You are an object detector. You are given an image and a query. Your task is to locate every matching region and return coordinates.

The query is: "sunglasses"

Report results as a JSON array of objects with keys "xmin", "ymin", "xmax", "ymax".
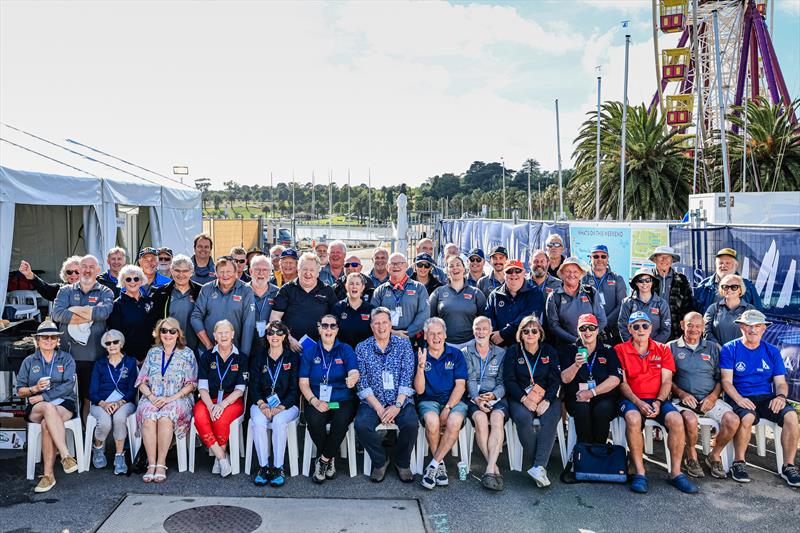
[
  {"xmin": 469, "ymin": 257, "xmax": 483, "ymax": 263},
  {"xmin": 591, "ymin": 254, "xmax": 608, "ymax": 260},
  {"xmin": 636, "ymin": 277, "xmax": 653, "ymax": 284},
  {"xmin": 631, "ymin": 323, "xmax": 651, "ymax": 331},
  {"xmin": 158, "ymin": 257, "xmax": 171, "ymax": 262},
  {"xmin": 506, "ymin": 268, "xmax": 523, "ymax": 275},
  {"xmin": 125, "ymin": 277, "xmax": 141, "ymax": 283},
  {"xmin": 578, "ymin": 325, "xmax": 598, "ymax": 332},
  {"xmin": 233, "ymin": 258, "xmax": 247, "ymax": 264},
  {"xmin": 521, "ymin": 328, "xmax": 540, "ymax": 336},
  {"xmin": 160, "ymin": 328, "xmax": 178, "ymax": 335},
  {"xmin": 266, "ymin": 329, "xmax": 287, "ymax": 336},
  {"xmin": 416, "ymin": 263, "xmax": 432, "ymax": 269},
  {"xmin": 345, "ymin": 262, "xmax": 361, "ymax": 268},
  {"xmin": 318, "ymin": 323, "xmax": 339, "ymax": 330},
  {"xmin": 104, "ymin": 339, "xmax": 121, "ymax": 346},
  {"xmin": 65, "ymin": 269, "xmax": 80, "ymax": 276},
  {"xmin": 721, "ymin": 284, "xmax": 741, "ymax": 291},
  {"xmin": 39, "ymin": 335, "xmax": 60, "ymax": 341},
  {"xmin": 546, "ymin": 243, "xmax": 563, "ymax": 248}
]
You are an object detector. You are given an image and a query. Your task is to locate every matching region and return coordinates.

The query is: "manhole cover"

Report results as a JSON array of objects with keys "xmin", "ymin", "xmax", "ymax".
[{"xmin": 163, "ymin": 505, "xmax": 262, "ymax": 533}]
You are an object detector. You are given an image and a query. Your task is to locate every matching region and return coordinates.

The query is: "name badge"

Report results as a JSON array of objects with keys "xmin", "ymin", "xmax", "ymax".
[
  {"xmin": 382, "ymin": 371, "xmax": 395, "ymax": 390},
  {"xmin": 217, "ymin": 390, "xmax": 224, "ymax": 404},
  {"xmin": 525, "ymin": 385, "xmax": 533, "ymax": 395},
  {"xmin": 586, "ymin": 379, "xmax": 597, "ymax": 390},
  {"xmin": 267, "ymin": 394, "xmax": 280, "ymax": 408},
  {"xmin": 390, "ymin": 307, "xmax": 402, "ymax": 327},
  {"xmin": 256, "ymin": 321, "xmax": 267, "ymax": 337},
  {"xmin": 319, "ymin": 384, "xmax": 333, "ymax": 402},
  {"xmin": 598, "ymin": 292, "xmax": 606, "ymax": 306}
]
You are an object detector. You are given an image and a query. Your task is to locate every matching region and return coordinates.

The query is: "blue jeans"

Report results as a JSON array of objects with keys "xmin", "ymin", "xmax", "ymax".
[{"xmin": 354, "ymin": 402, "xmax": 419, "ymax": 469}]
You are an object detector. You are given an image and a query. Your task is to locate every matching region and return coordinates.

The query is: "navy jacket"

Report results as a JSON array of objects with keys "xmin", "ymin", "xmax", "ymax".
[
  {"xmin": 485, "ymin": 282, "xmax": 544, "ymax": 347},
  {"xmin": 88, "ymin": 355, "xmax": 139, "ymax": 404}
]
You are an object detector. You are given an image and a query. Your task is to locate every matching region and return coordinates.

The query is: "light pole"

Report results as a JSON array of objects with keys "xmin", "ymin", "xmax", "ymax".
[
  {"xmin": 619, "ymin": 34, "xmax": 631, "ymax": 221},
  {"xmin": 501, "ymin": 156, "xmax": 506, "ymax": 219}
]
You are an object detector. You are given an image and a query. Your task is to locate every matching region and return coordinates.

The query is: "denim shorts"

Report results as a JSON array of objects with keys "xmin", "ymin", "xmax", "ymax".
[{"xmin": 417, "ymin": 400, "xmax": 468, "ymax": 422}]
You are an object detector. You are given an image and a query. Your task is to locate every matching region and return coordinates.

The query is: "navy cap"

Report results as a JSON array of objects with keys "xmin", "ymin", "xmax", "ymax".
[
  {"xmin": 138, "ymin": 247, "xmax": 158, "ymax": 259},
  {"xmin": 628, "ymin": 311, "xmax": 652, "ymax": 325},
  {"xmin": 590, "ymin": 244, "xmax": 609, "ymax": 255},
  {"xmin": 468, "ymin": 248, "xmax": 485, "ymax": 260},
  {"xmin": 280, "ymin": 248, "xmax": 299, "ymax": 260},
  {"xmin": 489, "ymin": 245, "xmax": 508, "ymax": 258},
  {"xmin": 415, "ymin": 253, "xmax": 434, "ymax": 265}
]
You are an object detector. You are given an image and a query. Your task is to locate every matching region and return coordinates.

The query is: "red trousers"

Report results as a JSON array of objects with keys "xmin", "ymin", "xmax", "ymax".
[{"xmin": 193, "ymin": 396, "xmax": 244, "ymax": 448}]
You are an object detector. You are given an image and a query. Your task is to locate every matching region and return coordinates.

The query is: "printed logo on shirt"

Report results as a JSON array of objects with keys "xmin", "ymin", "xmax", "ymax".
[
  {"xmin": 315, "ymin": 294, "xmax": 328, "ymax": 300},
  {"xmin": 518, "ymin": 358, "xmax": 525, "ymax": 365},
  {"xmin": 498, "ymin": 301, "xmax": 505, "ymax": 307},
  {"xmin": 88, "ymin": 296, "xmax": 98, "ymax": 303},
  {"xmin": 211, "ymin": 292, "xmax": 219, "ymax": 299},
  {"xmin": 541, "ymin": 357, "xmax": 550, "ymax": 364},
  {"xmin": 120, "ymin": 367, "xmax": 129, "ymax": 378},
  {"xmin": 341, "ymin": 312, "xmax": 348, "ymax": 320},
  {"xmin": 701, "ymin": 354, "xmax": 711, "ymax": 362},
  {"xmin": 735, "ymin": 362, "xmax": 746, "ymax": 372},
  {"xmin": 233, "ymin": 295, "xmax": 242, "ymax": 302},
  {"xmin": 761, "ymin": 359, "xmax": 770, "ymax": 371},
  {"xmin": 335, "ymin": 358, "xmax": 343, "ymax": 365},
  {"xmin": 282, "ymin": 363, "xmax": 292, "ymax": 370},
  {"xmin": 442, "ymin": 291, "xmax": 450, "ymax": 298},
  {"xmin": 445, "ymin": 361, "xmax": 454, "ymax": 369},
  {"xmin": 580, "ymin": 296, "xmax": 589, "ymax": 303},
  {"xmin": 231, "ymin": 364, "xmax": 239, "ymax": 372},
  {"xmin": 144, "ymin": 302, "xmax": 153, "ymax": 313},
  {"xmin": 608, "ymin": 280, "xmax": 616, "ymax": 285},
  {"xmin": 406, "ymin": 290, "xmax": 416, "ymax": 296},
  {"xmin": 268, "ymin": 299, "xmax": 274, "ymax": 305},
  {"xmin": 360, "ymin": 314, "xmax": 370, "ymax": 320},
  {"xmin": 262, "ymin": 365, "xmax": 268, "ymax": 374},
  {"xmin": 314, "ymin": 357, "xmax": 321, "ymax": 364},
  {"xmin": 650, "ymin": 307, "xmax": 659, "ymax": 315},
  {"xmin": 56, "ymin": 365, "xmax": 64, "ymax": 373},
  {"xmin": 424, "ymin": 361, "xmax": 432, "ymax": 372},
  {"xmin": 32, "ymin": 365, "xmax": 41, "ymax": 373},
  {"xmin": 210, "ymin": 361, "xmax": 217, "ymax": 369},
  {"xmin": 598, "ymin": 357, "xmax": 607, "ymax": 364},
  {"xmin": 73, "ymin": 294, "xmax": 81, "ymax": 301},
  {"xmin": 464, "ymin": 293, "xmax": 473, "ymax": 300},
  {"xmin": 677, "ymin": 352, "xmax": 686, "ymax": 360}
]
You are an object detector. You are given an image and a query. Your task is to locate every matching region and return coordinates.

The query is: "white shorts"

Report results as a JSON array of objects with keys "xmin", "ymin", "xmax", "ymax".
[{"xmin": 672, "ymin": 398, "xmax": 733, "ymax": 425}]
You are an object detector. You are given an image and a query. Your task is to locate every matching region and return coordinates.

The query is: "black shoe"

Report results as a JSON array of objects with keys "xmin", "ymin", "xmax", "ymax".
[
  {"xmin": 395, "ymin": 465, "xmax": 414, "ymax": 483},
  {"xmin": 781, "ymin": 464, "xmax": 800, "ymax": 487},
  {"xmin": 731, "ymin": 461, "xmax": 751, "ymax": 483},
  {"xmin": 370, "ymin": 461, "xmax": 389, "ymax": 483}
]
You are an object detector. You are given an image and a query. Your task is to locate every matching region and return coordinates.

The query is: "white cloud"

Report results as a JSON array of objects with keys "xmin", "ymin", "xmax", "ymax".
[
  {"xmin": 576, "ymin": 0, "xmax": 651, "ymax": 14},
  {"xmin": 776, "ymin": 0, "xmax": 800, "ymax": 16}
]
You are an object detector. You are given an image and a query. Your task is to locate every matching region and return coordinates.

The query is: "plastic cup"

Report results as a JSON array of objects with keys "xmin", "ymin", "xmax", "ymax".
[
  {"xmin": 457, "ymin": 462, "xmax": 468, "ymax": 481},
  {"xmin": 41, "ymin": 376, "xmax": 52, "ymax": 390}
]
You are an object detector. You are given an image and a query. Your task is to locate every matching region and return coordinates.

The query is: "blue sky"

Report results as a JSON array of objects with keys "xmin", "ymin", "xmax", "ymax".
[{"xmin": 1, "ymin": 0, "xmax": 798, "ymax": 188}]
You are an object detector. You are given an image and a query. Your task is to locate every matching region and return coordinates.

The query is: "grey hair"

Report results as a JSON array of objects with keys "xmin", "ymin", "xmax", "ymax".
[
  {"xmin": 59, "ymin": 255, "xmax": 83, "ymax": 282},
  {"xmin": 101, "ymin": 329, "xmax": 126, "ymax": 348},
  {"xmin": 117, "ymin": 264, "xmax": 145, "ymax": 288},
  {"xmin": 213, "ymin": 319, "xmax": 235, "ymax": 334},
  {"xmin": 106, "ymin": 247, "xmax": 127, "ymax": 260},
  {"xmin": 329, "ymin": 240, "xmax": 348, "ymax": 254},
  {"xmin": 250, "ymin": 254, "xmax": 272, "ymax": 270},
  {"xmin": 298, "ymin": 252, "xmax": 321, "ymax": 269},
  {"xmin": 171, "ymin": 254, "xmax": 194, "ymax": 272},
  {"xmin": 371, "ymin": 307, "xmax": 392, "ymax": 321},
  {"xmin": 389, "ymin": 252, "xmax": 407, "ymax": 264},
  {"xmin": 472, "ymin": 316, "xmax": 491, "ymax": 328},
  {"xmin": 423, "ymin": 317, "xmax": 447, "ymax": 335}
]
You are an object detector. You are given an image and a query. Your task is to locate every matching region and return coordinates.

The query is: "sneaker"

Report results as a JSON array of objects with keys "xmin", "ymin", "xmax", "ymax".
[
  {"xmin": 420, "ymin": 464, "xmax": 437, "ymax": 490},
  {"xmin": 435, "ymin": 462, "xmax": 449, "ymax": 486},
  {"xmin": 704, "ymin": 455, "xmax": 726, "ymax": 479},
  {"xmin": 254, "ymin": 467, "xmax": 270, "ymax": 486},
  {"xmin": 219, "ymin": 456, "xmax": 232, "ymax": 478},
  {"xmin": 731, "ymin": 461, "xmax": 751, "ymax": 483},
  {"xmin": 312, "ymin": 458, "xmax": 327, "ymax": 484},
  {"xmin": 270, "ymin": 468, "xmax": 286, "ymax": 487},
  {"xmin": 780, "ymin": 464, "xmax": 800, "ymax": 487},
  {"xmin": 113, "ymin": 454, "xmax": 128, "ymax": 475},
  {"xmin": 325, "ymin": 457, "xmax": 337, "ymax": 480},
  {"xmin": 669, "ymin": 473, "xmax": 699, "ymax": 494},
  {"xmin": 61, "ymin": 455, "xmax": 78, "ymax": 474},
  {"xmin": 212, "ymin": 457, "xmax": 221, "ymax": 474},
  {"xmin": 630, "ymin": 474, "xmax": 648, "ymax": 494},
  {"xmin": 684, "ymin": 458, "xmax": 705, "ymax": 478},
  {"xmin": 527, "ymin": 465, "xmax": 550, "ymax": 488},
  {"xmin": 92, "ymin": 446, "xmax": 107, "ymax": 469},
  {"xmin": 34, "ymin": 474, "xmax": 56, "ymax": 493}
]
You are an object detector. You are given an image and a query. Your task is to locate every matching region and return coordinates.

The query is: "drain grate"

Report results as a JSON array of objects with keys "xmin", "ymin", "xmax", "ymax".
[{"xmin": 163, "ymin": 505, "xmax": 262, "ymax": 533}]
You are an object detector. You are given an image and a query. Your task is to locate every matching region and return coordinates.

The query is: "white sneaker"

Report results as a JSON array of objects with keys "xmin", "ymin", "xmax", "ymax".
[
  {"xmin": 527, "ymin": 465, "xmax": 550, "ymax": 487},
  {"xmin": 219, "ymin": 455, "xmax": 232, "ymax": 478},
  {"xmin": 212, "ymin": 458, "xmax": 220, "ymax": 474}
]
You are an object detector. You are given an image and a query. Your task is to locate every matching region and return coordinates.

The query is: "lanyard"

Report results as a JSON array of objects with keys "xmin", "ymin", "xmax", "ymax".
[
  {"xmin": 585, "ymin": 351, "xmax": 598, "ymax": 379},
  {"xmin": 216, "ymin": 353, "xmax": 235, "ymax": 388},
  {"xmin": 40, "ymin": 353, "xmax": 56, "ymax": 378},
  {"xmin": 265, "ymin": 355, "xmax": 284, "ymax": 394},
  {"xmin": 161, "ymin": 348, "xmax": 176, "ymax": 377},
  {"xmin": 255, "ymin": 294, "xmax": 269, "ymax": 319},
  {"xmin": 592, "ymin": 271, "xmax": 609, "ymax": 292},
  {"xmin": 522, "ymin": 347, "xmax": 541, "ymax": 386},
  {"xmin": 107, "ymin": 361, "xmax": 124, "ymax": 390},
  {"xmin": 318, "ymin": 344, "xmax": 334, "ymax": 385},
  {"xmin": 478, "ymin": 353, "xmax": 492, "ymax": 387},
  {"xmin": 391, "ymin": 284, "xmax": 405, "ymax": 308}
]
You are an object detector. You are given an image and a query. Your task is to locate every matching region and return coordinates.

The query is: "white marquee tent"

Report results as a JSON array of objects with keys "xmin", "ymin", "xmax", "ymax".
[{"xmin": 0, "ymin": 125, "xmax": 202, "ymax": 307}]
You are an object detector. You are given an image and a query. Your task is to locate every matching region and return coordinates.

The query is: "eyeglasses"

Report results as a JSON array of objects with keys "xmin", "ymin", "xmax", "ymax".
[
  {"xmin": 546, "ymin": 243, "xmax": 563, "ymax": 248},
  {"xmin": 631, "ymin": 323, "xmax": 651, "ymax": 331},
  {"xmin": 125, "ymin": 277, "xmax": 141, "ymax": 283},
  {"xmin": 39, "ymin": 335, "xmax": 59, "ymax": 341},
  {"xmin": 318, "ymin": 323, "xmax": 339, "ymax": 330},
  {"xmin": 721, "ymin": 284, "xmax": 741, "ymax": 292},
  {"xmin": 506, "ymin": 268, "xmax": 523, "ymax": 275},
  {"xmin": 65, "ymin": 269, "xmax": 80, "ymax": 276},
  {"xmin": 266, "ymin": 329, "xmax": 286, "ymax": 336},
  {"xmin": 104, "ymin": 339, "xmax": 121, "ymax": 346},
  {"xmin": 469, "ymin": 257, "xmax": 483, "ymax": 263},
  {"xmin": 636, "ymin": 277, "xmax": 653, "ymax": 284},
  {"xmin": 160, "ymin": 328, "xmax": 178, "ymax": 335},
  {"xmin": 591, "ymin": 254, "xmax": 608, "ymax": 260},
  {"xmin": 521, "ymin": 328, "xmax": 540, "ymax": 336},
  {"xmin": 172, "ymin": 269, "xmax": 192, "ymax": 274},
  {"xmin": 416, "ymin": 263, "xmax": 432, "ymax": 269},
  {"xmin": 578, "ymin": 325, "xmax": 598, "ymax": 332},
  {"xmin": 345, "ymin": 262, "xmax": 361, "ymax": 268}
]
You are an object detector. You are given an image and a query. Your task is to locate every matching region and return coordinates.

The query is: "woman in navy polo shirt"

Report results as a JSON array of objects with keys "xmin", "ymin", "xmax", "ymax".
[
  {"xmin": 88, "ymin": 329, "xmax": 138, "ymax": 474},
  {"xmin": 249, "ymin": 320, "xmax": 300, "ymax": 487},
  {"xmin": 194, "ymin": 319, "xmax": 246, "ymax": 477},
  {"xmin": 332, "ymin": 273, "xmax": 375, "ymax": 349},
  {"xmin": 299, "ymin": 314, "xmax": 360, "ymax": 483},
  {"xmin": 503, "ymin": 315, "xmax": 561, "ymax": 488},
  {"xmin": 559, "ymin": 314, "xmax": 621, "ymax": 445},
  {"xmin": 108, "ymin": 264, "xmax": 158, "ymax": 363}
]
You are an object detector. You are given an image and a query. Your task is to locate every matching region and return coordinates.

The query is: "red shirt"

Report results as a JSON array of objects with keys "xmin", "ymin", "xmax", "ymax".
[{"xmin": 615, "ymin": 338, "xmax": 675, "ymax": 399}]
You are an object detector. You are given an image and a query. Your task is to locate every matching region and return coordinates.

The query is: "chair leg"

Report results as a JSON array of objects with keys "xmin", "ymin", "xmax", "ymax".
[
  {"xmin": 287, "ymin": 420, "xmax": 299, "ymax": 477},
  {"xmin": 67, "ymin": 419, "xmax": 85, "ymax": 473},
  {"xmin": 556, "ymin": 418, "xmax": 567, "ymax": 468},
  {"xmin": 83, "ymin": 416, "xmax": 97, "ymax": 471},
  {"xmin": 700, "ymin": 424, "xmax": 712, "ymax": 455},
  {"xmin": 27, "ymin": 423, "xmax": 42, "ymax": 480},
  {"xmin": 772, "ymin": 423, "xmax": 784, "ymax": 475},
  {"xmin": 755, "ymin": 423, "xmax": 767, "ymax": 456},
  {"xmin": 347, "ymin": 423, "xmax": 357, "ymax": 477},
  {"xmin": 176, "ymin": 434, "xmax": 188, "ymax": 472},
  {"xmin": 244, "ymin": 421, "xmax": 254, "ymax": 476},
  {"xmin": 566, "ymin": 416, "xmax": 576, "ymax": 462},
  {"xmin": 229, "ymin": 423, "xmax": 241, "ymax": 475},
  {"xmin": 188, "ymin": 424, "xmax": 197, "ymax": 473},
  {"xmin": 644, "ymin": 424, "xmax": 654, "ymax": 455},
  {"xmin": 504, "ymin": 420, "xmax": 515, "ymax": 471},
  {"xmin": 302, "ymin": 427, "xmax": 313, "ymax": 477}
]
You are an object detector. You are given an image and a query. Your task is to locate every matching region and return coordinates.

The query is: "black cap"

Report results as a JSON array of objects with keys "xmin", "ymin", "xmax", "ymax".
[{"xmin": 490, "ymin": 245, "xmax": 508, "ymax": 258}]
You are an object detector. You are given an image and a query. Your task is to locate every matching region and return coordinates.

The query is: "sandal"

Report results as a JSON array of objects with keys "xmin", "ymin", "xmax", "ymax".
[
  {"xmin": 153, "ymin": 464, "xmax": 168, "ymax": 483},
  {"xmin": 143, "ymin": 464, "xmax": 157, "ymax": 483}
]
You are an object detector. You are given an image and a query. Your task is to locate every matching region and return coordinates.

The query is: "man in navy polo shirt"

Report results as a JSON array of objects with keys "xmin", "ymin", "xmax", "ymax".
[
  {"xmin": 720, "ymin": 310, "xmax": 800, "ymax": 486},
  {"xmin": 414, "ymin": 318, "xmax": 468, "ymax": 490}
]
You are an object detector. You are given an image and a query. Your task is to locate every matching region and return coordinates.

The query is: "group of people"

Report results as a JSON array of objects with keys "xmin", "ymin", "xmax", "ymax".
[{"xmin": 13, "ymin": 233, "xmax": 798, "ymax": 496}]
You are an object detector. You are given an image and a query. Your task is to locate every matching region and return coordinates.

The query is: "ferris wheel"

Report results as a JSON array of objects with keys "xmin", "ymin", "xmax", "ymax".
[{"xmin": 649, "ymin": 0, "xmax": 794, "ymax": 165}]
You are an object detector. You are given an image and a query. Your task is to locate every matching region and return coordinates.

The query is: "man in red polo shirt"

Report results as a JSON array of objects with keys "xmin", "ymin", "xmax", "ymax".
[{"xmin": 616, "ymin": 311, "xmax": 698, "ymax": 495}]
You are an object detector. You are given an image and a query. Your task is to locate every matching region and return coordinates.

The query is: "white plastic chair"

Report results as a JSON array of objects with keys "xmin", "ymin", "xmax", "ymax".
[
  {"xmin": 301, "ymin": 422, "xmax": 357, "ymax": 477},
  {"xmin": 83, "ymin": 412, "xmax": 139, "ymax": 471},
  {"xmin": 127, "ymin": 411, "xmax": 189, "ymax": 472},
  {"xmin": 362, "ymin": 422, "xmax": 420, "ymax": 476},
  {"xmin": 755, "ymin": 419, "xmax": 784, "ymax": 475},
  {"xmin": 505, "ymin": 417, "xmax": 568, "ymax": 471},
  {"xmin": 697, "ymin": 417, "xmax": 734, "ymax": 473},
  {"xmin": 415, "ymin": 420, "xmax": 471, "ymax": 473},
  {"xmin": 615, "ymin": 416, "xmax": 671, "ymax": 470},
  {"xmin": 6, "ymin": 290, "xmax": 41, "ymax": 321},
  {"xmin": 188, "ymin": 409, "xmax": 246, "ymax": 474},
  {"xmin": 565, "ymin": 415, "xmax": 628, "ymax": 460},
  {"xmin": 244, "ymin": 416, "xmax": 300, "ymax": 477}
]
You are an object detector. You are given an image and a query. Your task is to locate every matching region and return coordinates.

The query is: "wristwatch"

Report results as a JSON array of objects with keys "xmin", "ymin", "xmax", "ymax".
[
  {"xmin": 394, "ymin": 400, "xmax": 403, "ymax": 409},
  {"xmin": 444, "ymin": 404, "xmax": 451, "ymax": 410}
]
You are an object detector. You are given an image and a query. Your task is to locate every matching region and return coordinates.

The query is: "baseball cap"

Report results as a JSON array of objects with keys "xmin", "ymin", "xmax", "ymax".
[
  {"xmin": 628, "ymin": 311, "xmax": 652, "ymax": 325},
  {"xmin": 280, "ymin": 248, "xmax": 299, "ymax": 260},
  {"xmin": 468, "ymin": 248, "xmax": 485, "ymax": 260},
  {"xmin": 590, "ymin": 244, "xmax": 609, "ymax": 255},
  {"xmin": 490, "ymin": 245, "xmax": 509, "ymax": 258},
  {"xmin": 138, "ymin": 247, "xmax": 158, "ymax": 260},
  {"xmin": 577, "ymin": 314, "xmax": 598, "ymax": 327},
  {"xmin": 716, "ymin": 248, "xmax": 737, "ymax": 259},
  {"xmin": 415, "ymin": 253, "xmax": 434, "ymax": 265},
  {"xmin": 503, "ymin": 259, "xmax": 525, "ymax": 273}
]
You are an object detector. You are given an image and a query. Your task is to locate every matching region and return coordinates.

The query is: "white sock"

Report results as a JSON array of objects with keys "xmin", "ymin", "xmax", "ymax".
[{"xmin": 428, "ymin": 459, "xmax": 440, "ymax": 470}]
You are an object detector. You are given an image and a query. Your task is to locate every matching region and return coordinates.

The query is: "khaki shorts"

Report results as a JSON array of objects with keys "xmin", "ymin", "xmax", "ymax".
[{"xmin": 672, "ymin": 398, "xmax": 733, "ymax": 425}]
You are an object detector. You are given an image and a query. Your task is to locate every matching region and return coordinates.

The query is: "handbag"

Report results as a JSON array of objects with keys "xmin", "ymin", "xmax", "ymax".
[
  {"xmin": 127, "ymin": 443, "xmax": 149, "ymax": 476},
  {"xmin": 560, "ymin": 442, "xmax": 628, "ymax": 484},
  {"xmin": 524, "ymin": 383, "xmax": 545, "ymax": 405}
]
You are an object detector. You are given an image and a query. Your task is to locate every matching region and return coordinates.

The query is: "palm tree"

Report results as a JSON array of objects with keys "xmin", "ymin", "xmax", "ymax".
[
  {"xmin": 710, "ymin": 97, "xmax": 800, "ymax": 192},
  {"xmin": 571, "ymin": 101, "xmax": 693, "ymax": 220}
]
